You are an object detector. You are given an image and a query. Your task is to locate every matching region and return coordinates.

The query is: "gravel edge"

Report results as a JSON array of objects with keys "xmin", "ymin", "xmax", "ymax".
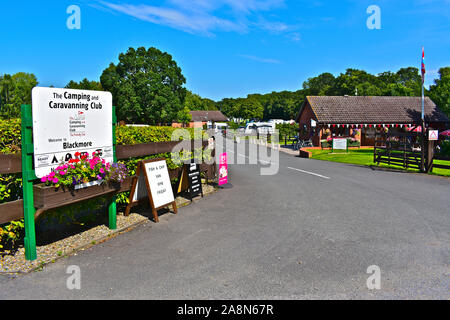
[{"xmin": 0, "ymin": 184, "xmax": 217, "ymax": 275}]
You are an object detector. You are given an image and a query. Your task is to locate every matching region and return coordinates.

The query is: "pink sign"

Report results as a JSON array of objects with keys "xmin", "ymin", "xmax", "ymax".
[{"xmin": 218, "ymin": 153, "xmax": 228, "ymax": 186}]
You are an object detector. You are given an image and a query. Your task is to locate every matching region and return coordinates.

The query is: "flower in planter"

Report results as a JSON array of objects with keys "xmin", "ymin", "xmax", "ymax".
[
  {"xmin": 40, "ymin": 153, "xmax": 128, "ymax": 189},
  {"xmin": 108, "ymin": 163, "xmax": 128, "ymax": 183}
]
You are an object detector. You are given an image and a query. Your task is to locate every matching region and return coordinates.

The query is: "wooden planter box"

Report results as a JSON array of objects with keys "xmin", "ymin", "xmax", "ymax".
[{"xmin": 33, "ymin": 177, "xmax": 133, "ymax": 210}]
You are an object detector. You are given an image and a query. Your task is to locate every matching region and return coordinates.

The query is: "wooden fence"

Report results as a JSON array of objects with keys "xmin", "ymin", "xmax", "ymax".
[
  {"xmin": 374, "ymin": 131, "xmax": 424, "ymax": 170},
  {"xmin": 0, "ymin": 140, "xmax": 216, "ymax": 224},
  {"xmin": 374, "ymin": 130, "xmax": 450, "ymax": 172}
]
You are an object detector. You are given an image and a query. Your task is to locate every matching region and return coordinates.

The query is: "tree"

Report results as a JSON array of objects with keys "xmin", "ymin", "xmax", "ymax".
[
  {"xmin": 429, "ymin": 67, "xmax": 450, "ymax": 117},
  {"xmin": 236, "ymin": 96, "xmax": 264, "ymax": 120},
  {"xmin": 184, "ymin": 90, "xmax": 217, "ymax": 111},
  {"xmin": 100, "ymin": 47, "xmax": 188, "ymax": 125},
  {"xmin": 65, "ymin": 78, "xmax": 103, "ymax": 91},
  {"xmin": 302, "ymin": 72, "xmax": 335, "ymax": 96},
  {"xmin": 395, "ymin": 67, "xmax": 421, "ymax": 96},
  {"xmin": 0, "ymin": 72, "xmax": 38, "ymax": 118}
]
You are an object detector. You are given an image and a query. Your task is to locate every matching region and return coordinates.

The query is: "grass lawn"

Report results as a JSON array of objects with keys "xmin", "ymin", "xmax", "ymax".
[{"xmin": 309, "ymin": 148, "xmax": 450, "ymax": 178}]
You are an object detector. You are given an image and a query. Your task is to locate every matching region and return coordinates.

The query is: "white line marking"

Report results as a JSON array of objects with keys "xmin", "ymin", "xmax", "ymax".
[
  {"xmin": 228, "ymin": 150, "xmax": 276, "ymax": 164},
  {"xmin": 287, "ymin": 167, "xmax": 330, "ymax": 179}
]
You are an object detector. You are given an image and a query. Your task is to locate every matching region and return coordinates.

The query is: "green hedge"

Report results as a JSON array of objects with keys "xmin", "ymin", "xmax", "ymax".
[
  {"xmin": 0, "ymin": 119, "xmax": 202, "ymax": 152},
  {"xmin": 0, "ymin": 118, "xmax": 21, "ymax": 153},
  {"xmin": 437, "ymin": 140, "xmax": 450, "ymax": 157}
]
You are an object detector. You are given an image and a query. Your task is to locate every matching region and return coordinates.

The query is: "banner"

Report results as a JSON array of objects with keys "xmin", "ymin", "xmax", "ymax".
[{"xmin": 218, "ymin": 153, "xmax": 228, "ymax": 186}]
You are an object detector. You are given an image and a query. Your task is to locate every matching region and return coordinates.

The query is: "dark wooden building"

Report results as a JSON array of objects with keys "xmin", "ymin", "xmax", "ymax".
[{"xmin": 296, "ymin": 96, "xmax": 449, "ymax": 147}]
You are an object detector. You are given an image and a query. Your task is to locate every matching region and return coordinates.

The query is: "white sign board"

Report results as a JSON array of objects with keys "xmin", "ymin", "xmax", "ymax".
[
  {"xmin": 133, "ymin": 160, "xmax": 175, "ymax": 209},
  {"xmin": 429, "ymin": 130, "xmax": 439, "ymax": 141},
  {"xmin": 332, "ymin": 138, "xmax": 347, "ymax": 150},
  {"xmin": 31, "ymin": 87, "xmax": 113, "ymax": 178}
]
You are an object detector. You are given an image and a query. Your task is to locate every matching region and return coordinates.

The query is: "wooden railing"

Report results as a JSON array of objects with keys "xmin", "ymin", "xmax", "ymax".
[{"xmin": 0, "ymin": 140, "xmax": 215, "ymax": 224}]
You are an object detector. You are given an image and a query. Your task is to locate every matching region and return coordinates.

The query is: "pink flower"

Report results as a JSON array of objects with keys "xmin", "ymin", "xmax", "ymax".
[
  {"xmin": 52, "ymin": 178, "xmax": 59, "ymax": 184},
  {"xmin": 59, "ymin": 170, "xmax": 66, "ymax": 175},
  {"xmin": 100, "ymin": 168, "xmax": 105, "ymax": 174},
  {"xmin": 41, "ymin": 177, "xmax": 47, "ymax": 183}
]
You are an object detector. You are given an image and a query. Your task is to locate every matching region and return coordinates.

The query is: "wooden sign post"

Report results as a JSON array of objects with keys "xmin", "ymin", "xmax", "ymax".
[{"xmin": 125, "ymin": 158, "xmax": 177, "ymax": 222}]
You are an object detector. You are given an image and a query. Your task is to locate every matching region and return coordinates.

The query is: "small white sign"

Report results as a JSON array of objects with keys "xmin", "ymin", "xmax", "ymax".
[
  {"xmin": 32, "ymin": 87, "xmax": 113, "ymax": 178},
  {"xmin": 429, "ymin": 130, "xmax": 439, "ymax": 141},
  {"xmin": 333, "ymin": 138, "xmax": 347, "ymax": 150},
  {"xmin": 133, "ymin": 160, "xmax": 175, "ymax": 208}
]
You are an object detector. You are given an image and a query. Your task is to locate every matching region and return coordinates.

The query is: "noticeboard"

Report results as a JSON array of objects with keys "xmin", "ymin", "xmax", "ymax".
[
  {"xmin": 332, "ymin": 138, "xmax": 348, "ymax": 151},
  {"xmin": 125, "ymin": 158, "xmax": 177, "ymax": 222},
  {"xmin": 31, "ymin": 87, "xmax": 113, "ymax": 178}
]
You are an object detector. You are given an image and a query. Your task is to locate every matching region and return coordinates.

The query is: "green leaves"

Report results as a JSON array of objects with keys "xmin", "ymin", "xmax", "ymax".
[
  {"xmin": 101, "ymin": 47, "xmax": 187, "ymax": 125},
  {"xmin": 429, "ymin": 67, "xmax": 450, "ymax": 118},
  {"xmin": 0, "ymin": 72, "xmax": 38, "ymax": 119},
  {"xmin": 65, "ymin": 78, "xmax": 103, "ymax": 91}
]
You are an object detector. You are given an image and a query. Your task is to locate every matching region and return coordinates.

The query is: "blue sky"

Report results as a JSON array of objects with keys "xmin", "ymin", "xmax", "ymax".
[{"xmin": 1, "ymin": 0, "xmax": 449, "ymax": 100}]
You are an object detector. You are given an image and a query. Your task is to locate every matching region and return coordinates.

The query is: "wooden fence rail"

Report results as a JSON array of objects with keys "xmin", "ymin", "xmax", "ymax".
[
  {"xmin": 0, "ymin": 154, "xmax": 22, "ymax": 175},
  {"xmin": 0, "ymin": 140, "xmax": 215, "ymax": 225}
]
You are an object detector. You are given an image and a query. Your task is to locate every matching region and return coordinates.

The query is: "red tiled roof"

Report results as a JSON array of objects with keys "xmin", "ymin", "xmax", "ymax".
[{"xmin": 297, "ymin": 96, "xmax": 449, "ymax": 124}]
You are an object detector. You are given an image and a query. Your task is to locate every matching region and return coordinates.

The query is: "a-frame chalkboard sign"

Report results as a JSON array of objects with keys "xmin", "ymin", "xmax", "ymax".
[
  {"xmin": 184, "ymin": 161, "xmax": 204, "ymax": 201},
  {"xmin": 125, "ymin": 158, "xmax": 177, "ymax": 222}
]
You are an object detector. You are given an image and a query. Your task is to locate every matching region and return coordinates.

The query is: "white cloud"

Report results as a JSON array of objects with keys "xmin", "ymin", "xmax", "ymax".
[
  {"xmin": 97, "ymin": 0, "xmax": 293, "ymax": 36},
  {"xmin": 238, "ymin": 54, "xmax": 281, "ymax": 64}
]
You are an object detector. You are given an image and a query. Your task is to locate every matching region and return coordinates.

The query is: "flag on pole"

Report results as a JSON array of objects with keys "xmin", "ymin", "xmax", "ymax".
[
  {"xmin": 421, "ymin": 46, "xmax": 426, "ymax": 123},
  {"xmin": 421, "ymin": 47, "xmax": 426, "ymax": 83}
]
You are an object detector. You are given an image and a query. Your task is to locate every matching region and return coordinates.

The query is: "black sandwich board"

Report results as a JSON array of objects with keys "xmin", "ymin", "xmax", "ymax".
[{"xmin": 185, "ymin": 162, "xmax": 203, "ymax": 201}]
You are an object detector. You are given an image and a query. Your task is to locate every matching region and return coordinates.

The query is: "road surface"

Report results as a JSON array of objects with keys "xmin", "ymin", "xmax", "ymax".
[{"xmin": 1, "ymin": 143, "xmax": 449, "ymax": 299}]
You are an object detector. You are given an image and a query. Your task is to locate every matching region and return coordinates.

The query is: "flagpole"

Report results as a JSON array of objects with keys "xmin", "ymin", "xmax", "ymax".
[
  {"xmin": 421, "ymin": 46, "xmax": 425, "ymax": 125},
  {"xmin": 421, "ymin": 46, "xmax": 426, "ymax": 172},
  {"xmin": 421, "ymin": 75, "xmax": 425, "ymax": 124}
]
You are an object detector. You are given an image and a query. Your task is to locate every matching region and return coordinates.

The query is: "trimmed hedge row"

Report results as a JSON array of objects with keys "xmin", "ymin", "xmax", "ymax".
[{"xmin": 0, "ymin": 118, "xmax": 21, "ymax": 153}]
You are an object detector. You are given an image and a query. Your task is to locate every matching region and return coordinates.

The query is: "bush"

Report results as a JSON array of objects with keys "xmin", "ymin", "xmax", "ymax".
[
  {"xmin": 0, "ymin": 118, "xmax": 21, "ymax": 153},
  {"xmin": 437, "ymin": 140, "xmax": 450, "ymax": 157}
]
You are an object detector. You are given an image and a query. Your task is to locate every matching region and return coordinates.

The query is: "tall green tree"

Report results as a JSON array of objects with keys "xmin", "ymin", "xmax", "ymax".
[
  {"xmin": 302, "ymin": 72, "xmax": 335, "ymax": 96},
  {"xmin": 100, "ymin": 47, "xmax": 188, "ymax": 124},
  {"xmin": 0, "ymin": 72, "xmax": 38, "ymax": 118},
  {"xmin": 65, "ymin": 78, "xmax": 103, "ymax": 91},
  {"xmin": 429, "ymin": 67, "xmax": 450, "ymax": 117},
  {"xmin": 184, "ymin": 90, "xmax": 218, "ymax": 111}
]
